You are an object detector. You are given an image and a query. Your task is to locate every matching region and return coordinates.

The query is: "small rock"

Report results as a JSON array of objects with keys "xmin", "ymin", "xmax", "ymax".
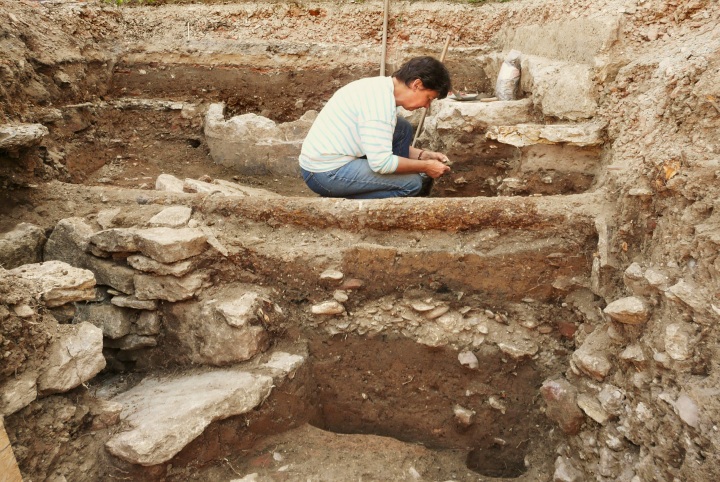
[
  {"xmin": 664, "ymin": 323, "xmax": 692, "ymax": 361},
  {"xmin": 458, "ymin": 350, "xmax": 479, "ymax": 369},
  {"xmin": 488, "ymin": 396, "xmax": 507, "ymax": 414},
  {"xmin": 320, "ymin": 269, "xmax": 343, "ymax": 281},
  {"xmin": 453, "ymin": 404, "xmax": 475, "ymax": 426},
  {"xmin": 577, "ymin": 394, "xmax": 609, "ymax": 425},
  {"xmin": 340, "ymin": 278, "xmax": 364, "ymax": 290},
  {"xmin": 333, "ymin": 290, "xmax": 349, "ymax": 303},
  {"xmin": 425, "ymin": 305, "xmax": 449, "ymax": 320},
  {"xmin": 603, "ymin": 296, "xmax": 650, "ymax": 324},
  {"xmin": 311, "ymin": 301, "xmax": 345, "ymax": 315}
]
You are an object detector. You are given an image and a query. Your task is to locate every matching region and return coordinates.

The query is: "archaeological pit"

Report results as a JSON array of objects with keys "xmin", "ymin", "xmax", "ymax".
[{"xmin": 1, "ymin": 0, "xmax": 720, "ymax": 481}]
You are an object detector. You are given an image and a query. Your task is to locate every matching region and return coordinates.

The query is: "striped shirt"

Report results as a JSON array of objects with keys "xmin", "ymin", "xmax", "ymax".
[{"xmin": 299, "ymin": 76, "xmax": 399, "ymax": 174}]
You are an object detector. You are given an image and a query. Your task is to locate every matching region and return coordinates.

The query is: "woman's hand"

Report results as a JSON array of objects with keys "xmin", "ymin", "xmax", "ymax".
[{"xmin": 424, "ymin": 159, "xmax": 451, "ymax": 178}]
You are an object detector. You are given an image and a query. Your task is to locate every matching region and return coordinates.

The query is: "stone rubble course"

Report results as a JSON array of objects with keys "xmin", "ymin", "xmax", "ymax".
[
  {"xmin": 7, "ymin": 260, "xmax": 96, "ymax": 307},
  {"xmin": 105, "ymin": 369, "xmax": 275, "ymax": 466}
]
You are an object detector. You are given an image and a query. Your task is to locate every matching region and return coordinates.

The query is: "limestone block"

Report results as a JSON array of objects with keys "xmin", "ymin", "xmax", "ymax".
[
  {"xmin": 134, "ymin": 271, "xmax": 207, "ymax": 302},
  {"xmin": 0, "ymin": 371, "xmax": 38, "ymax": 416},
  {"xmin": 522, "ymin": 57, "xmax": 598, "ymax": 120},
  {"xmin": 0, "ymin": 123, "xmax": 48, "ymax": 151},
  {"xmin": 164, "ymin": 286, "xmax": 273, "ymax": 366},
  {"xmin": 8, "ymin": 260, "xmax": 96, "ymax": 307},
  {"xmin": 127, "ymin": 254, "xmax": 196, "ymax": 277},
  {"xmin": 624, "ymin": 263, "xmax": 671, "ymax": 296},
  {"xmin": 44, "ymin": 217, "xmax": 94, "ymax": 262},
  {"xmin": 89, "ymin": 228, "xmax": 138, "ymax": 253},
  {"xmin": 420, "ymin": 97, "xmax": 534, "ymax": 151},
  {"xmin": 664, "ymin": 323, "xmax": 693, "ymax": 361},
  {"xmin": 540, "ymin": 378, "xmax": 584, "ymax": 434},
  {"xmin": 496, "ymin": 339, "xmax": 539, "ymax": 359},
  {"xmin": 496, "ymin": 17, "xmax": 621, "ymax": 64},
  {"xmin": 665, "ymin": 280, "xmax": 716, "ymax": 323},
  {"xmin": 85, "ymin": 256, "xmax": 136, "ymax": 294},
  {"xmin": 135, "ymin": 311, "xmax": 161, "ymax": 336},
  {"xmin": 155, "ymin": 173, "xmax": 185, "ymax": 193},
  {"xmin": 0, "ymin": 222, "xmax": 46, "ymax": 269},
  {"xmin": 37, "ymin": 322, "xmax": 106, "ymax": 394},
  {"xmin": 133, "ymin": 227, "xmax": 207, "ymax": 264},
  {"xmin": 111, "ymin": 295, "xmax": 157, "ymax": 311},
  {"xmin": 486, "ymin": 122, "xmax": 605, "ymax": 147},
  {"xmin": 571, "ymin": 326, "xmax": 614, "ymax": 381},
  {"xmin": 603, "ymin": 296, "xmax": 650, "ymax": 325},
  {"xmin": 520, "ymin": 144, "xmax": 601, "ymax": 174},
  {"xmin": 104, "ymin": 334, "xmax": 157, "ymax": 351},
  {"xmin": 215, "ymin": 292, "xmax": 263, "ymax": 327},
  {"xmin": 576, "ymin": 393, "xmax": 609, "ymax": 425},
  {"xmin": 598, "ymin": 384, "xmax": 625, "ymax": 417},
  {"xmin": 75, "ymin": 303, "xmax": 135, "ymax": 339},
  {"xmin": 147, "ymin": 206, "xmax": 192, "ymax": 228},
  {"xmin": 204, "ymin": 103, "xmax": 316, "ymax": 176},
  {"xmin": 105, "ymin": 369, "xmax": 274, "ymax": 465},
  {"xmin": 262, "ymin": 352, "xmax": 305, "ymax": 379},
  {"xmin": 97, "ymin": 208, "xmax": 122, "ymax": 229}
]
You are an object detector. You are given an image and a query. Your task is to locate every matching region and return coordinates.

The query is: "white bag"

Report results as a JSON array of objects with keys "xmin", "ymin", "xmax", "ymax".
[{"xmin": 494, "ymin": 50, "xmax": 522, "ymax": 101}]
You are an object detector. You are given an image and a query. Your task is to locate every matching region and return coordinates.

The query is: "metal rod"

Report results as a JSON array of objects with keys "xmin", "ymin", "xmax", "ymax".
[
  {"xmin": 412, "ymin": 34, "xmax": 451, "ymax": 147},
  {"xmin": 380, "ymin": 0, "xmax": 390, "ymax": 76}
]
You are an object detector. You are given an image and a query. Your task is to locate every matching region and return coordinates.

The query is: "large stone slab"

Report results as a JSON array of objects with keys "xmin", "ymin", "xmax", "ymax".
[
  {"xmin": 0, "ymin": 123, "xmax": 48, "ymax": 151},
  {"xmin": 0, "ymin": 223, "xmax": 46, "ymax": 270},
  {"xmin": 7, "ymin": 260, "xmax": 96, "ymax": 307},
  {"xmin": 37, "ymin": 322, "xmax": 105, "ymax": 394},
  {"xmin": 486, "ymin": 122, "xmax": 605, "ymax": 148},
  {"xmin": 75, "ymin": 303, "xmax": 136, "ymax": 339},
  {"xmin": 163, "ymin": 285, "xmax": 276, "ymax": 365},
  {"xmin": 134, "ymin": 227, "xmax": 207, "ymax": 264},
  {"xmin": 204, "ymin": 103, "xmax": 316, "ymax": 176},
  {"xmin": 420, "ymin": 98, "xmax": 535, "ymax": 151},
  {"xmin": 134, "ymin": 271, "xmax": 207, "ymax": 302},
  {"xmin": 105, "ymin": 369, "xmax": 274, "ymax": 466}
]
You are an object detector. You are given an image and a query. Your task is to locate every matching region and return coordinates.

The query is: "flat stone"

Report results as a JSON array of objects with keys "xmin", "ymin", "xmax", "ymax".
[
  {"xmin": 320, "ymin": 269, "xmax": 343, "ymax": 280},
  {"xmin": 311, "ymin": 301, "xmax": 345, "ymax": 315},
  {"xmin": 8, "ymin": 260, "xmax": 96, "ymax": 307},
  {"xmin": 105, "ymin": 334, "xmax": 158, "ymax": 350},
  {"xmin": 496, "ymin": 339, "xmax": 539, "ymax": 359},
  {"xmin": 86, "ymin": 256, "xmax": 136, "ymax": 295},
  {"xmin": 105, "ymin": 369, "xmax": 274, "ymax": 466},
  {"xmin": 90, "ymin": 228, "xmax": 138, "ymax": 253},
  {"xmin": 75, "ymin": 303, "xmax": 134, "ymax": 339},
  {"xmin": 126, "ymin": 254, "xmax": 196, "ymax": 277},
  {"xmin": 96, "ymin": 208, "xmax": 122, "ymax": 229},
  {"xmin": 577, "ymin": 393, "xmax": 609, "ymax": 425},
  {"xmin": 262, "ymin": 352, "xmax": 305, "ymax": 379},
  {"xmin": 603, "ymin": 296, "xmax": 650, "ymax": 325},
  {"xmin": 111, "ymin": 295, "xmax": 157, "ymax": 311},
  {"xmin": 486, "ymin": 122, "xmax": 605, "ymax": 147},
  {"xmin": 155, "ymin": 173, "xmax": 185, "ymax": 193},
  {"xmin": 37, "ymin": 322, "xmax": 105, "ymax": 394},
  {"xmin": 135, "ymin": 311, "xmax": 161, "ymax": 336},
  {"xmin": 134, "ymin": 227, "xmax": 207, "ymax": 264},
  {"xmin": 134, "ymin": 271, "xmax": 207, "ymax": 302},
  {"xmin": 148, "ymin": 206, "xmax": 192, "ymax": 228},
  {"xmin": 0, "ymin": 123, "xmax": 48, "ymax": 150},
  {"xmin": 0, "ymin": 222, "xmax": 46, "ymax": 269}
]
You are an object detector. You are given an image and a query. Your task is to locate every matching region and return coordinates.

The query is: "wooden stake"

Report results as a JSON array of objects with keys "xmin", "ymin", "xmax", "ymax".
[
  {"xmin": 412, "ymin": 34, "xmax": 451, "ymax": 147},
  {"xmin": 380, "ymin": 0, "xmax": 389, "ymax": 76}
]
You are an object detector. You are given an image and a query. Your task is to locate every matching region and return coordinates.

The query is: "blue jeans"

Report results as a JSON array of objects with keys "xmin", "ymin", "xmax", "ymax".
[{"xmin": 301, "ymin": 117, "xmax": 424, "ymax": 199}]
